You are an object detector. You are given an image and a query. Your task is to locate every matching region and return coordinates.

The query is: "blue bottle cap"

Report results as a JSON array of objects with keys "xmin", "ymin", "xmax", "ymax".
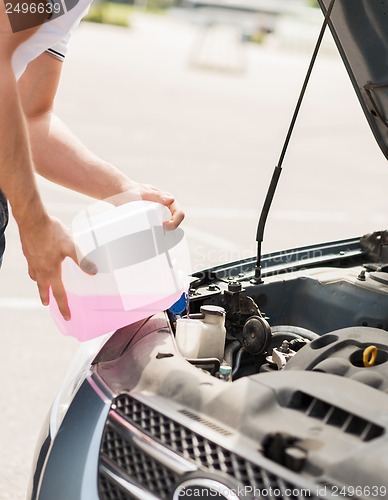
[{"xmin": 169, "ymin": 293, "xmax": 187, "ymax": 315}]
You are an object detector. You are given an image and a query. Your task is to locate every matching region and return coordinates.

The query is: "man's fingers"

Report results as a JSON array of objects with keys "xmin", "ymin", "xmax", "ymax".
[
  {"xmin": 37, "ymin": 280, "xmax": 49, "ymax": 307},
  {"xmin": 141, "ymin": 187, "xmax": 184, "ymax": 230},
  {"xmin": 70, "ymin": 242, "xmax": 98, "ymax": 275},
  {"xmin": 51, "ymin": 277, "xmax": 70, "ymax": 321},
  {"xmin": 141, "ymin": 187, "xmax": 175, "ymax": 206},
  {"xmin": 160, "ymin": 192, "xmax": 175, "ymax": 204},
  {"xmin": 18, "ymin": 215, "xmax": 75, "ymax": 321},
  {"xmin": 37, "ymin": 276, "xmax": 70, "ymax": 321},
  {"xmin": 80, "ymin": 256, "xmax": 98, "ymax": 275},
  {"xmin": 137, "ymin": 185, "xmax": 184, "ymax": 229},
  {"xmin": 163, "ymin": 200, "xmax": 185, "ymax": 230}
]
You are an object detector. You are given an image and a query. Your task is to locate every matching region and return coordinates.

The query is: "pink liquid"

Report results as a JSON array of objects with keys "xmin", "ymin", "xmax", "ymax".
[{"xmin": 49, "ymin": 291, "xmax": 182, "ymax": 341}]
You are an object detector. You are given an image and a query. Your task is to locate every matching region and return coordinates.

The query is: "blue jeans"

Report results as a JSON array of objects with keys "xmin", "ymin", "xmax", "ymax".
[{"xmin": 0, "ymin": 190, "xmax": 8, "ymax": 267}]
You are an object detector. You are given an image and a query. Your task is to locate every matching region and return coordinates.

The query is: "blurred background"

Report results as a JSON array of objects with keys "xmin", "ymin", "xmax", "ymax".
[{"xmin": 1, "ymin": 1, "xmax": 387, "ymax": 498}]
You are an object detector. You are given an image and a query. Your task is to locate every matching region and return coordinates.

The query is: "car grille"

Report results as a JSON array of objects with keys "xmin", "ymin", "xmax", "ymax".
[
  {"xmin": 99, "ymin": 474, "xmax": 137, "ymax": 500},
  {"xmin": 102, "ymin": 421, "xmax": 179, "ymax": 496},
  {"xmin": 98, "ymin": 393, "xmax": 346, "ymax": 500}
]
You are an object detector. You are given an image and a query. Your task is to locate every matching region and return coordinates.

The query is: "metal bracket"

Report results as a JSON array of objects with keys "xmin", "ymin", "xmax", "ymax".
[{"xmin": 365, "ymin": 81, "xmax": 388, "ymax": 128}]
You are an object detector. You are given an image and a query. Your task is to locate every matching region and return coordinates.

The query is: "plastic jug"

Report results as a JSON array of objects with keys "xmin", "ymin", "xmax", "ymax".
[{"xmin": 49, "ymin": 200, "xmax": 190, "ymax": 341}]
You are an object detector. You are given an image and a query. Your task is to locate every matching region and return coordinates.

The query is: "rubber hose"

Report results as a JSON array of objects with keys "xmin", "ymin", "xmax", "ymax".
[
  {"xmin": 270, "ymin": 325, "xmax": 319, "ymax": 341},
  {"xmin": 224, "ymin": 340, "xmax": 241, "ymax": 367},
  {"xmin": 268, "ymin": 326, "xmax": 319, "ymax": 354},
  {"xmin": 232, "ymin": 348, "xmax": 245, "ymax": 378}
]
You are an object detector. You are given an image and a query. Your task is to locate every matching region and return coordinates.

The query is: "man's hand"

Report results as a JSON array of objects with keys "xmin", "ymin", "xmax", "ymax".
[
  {"xmin": 16, "ymin": 182, "xmax": 182, "ymax": 322},
  {"xmin": 103, "ymin": 181, "xmax": 185, "ymax": 230},
  {"xmin": 18, "ymin": 213, "xmax": 97, "ymax": 321},
  {"xmin": 135, "ymin": 183, "xmax": 185, "ymax": 230},
  {"xmin": 18, "ymin": 190, "xmax": 181, "ymax": 321}
]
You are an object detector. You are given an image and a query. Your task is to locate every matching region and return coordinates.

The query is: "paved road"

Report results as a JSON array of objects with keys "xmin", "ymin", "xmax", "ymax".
[{"xmin": 0, "ymin": 13, "xmax": 387, "ymax": 499}]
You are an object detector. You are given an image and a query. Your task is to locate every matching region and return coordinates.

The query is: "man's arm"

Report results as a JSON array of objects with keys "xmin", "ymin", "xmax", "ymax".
[
  {"xmin": 0, "ymin": 5, "xmax": 85, "ymax": 321},
  {"xmin": 18, "ymin": 53, "xmax": 184, "ymax": 228}
]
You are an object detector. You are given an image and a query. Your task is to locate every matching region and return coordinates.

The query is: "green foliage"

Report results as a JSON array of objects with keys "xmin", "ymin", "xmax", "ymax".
[
  {"xmin": 83, "ymin": 0, "xmax": 172, "ymax": 26},
  {"xmin": 144, "ymin": 0, "xmax": 174, "ymax": 11},
  {"xmin": 84, "ymin": 2, "xmax": 132, "ymax": 27},
  {"xmin": 249, "ymin": 32, "xmax": 266, "ymax": 44}
]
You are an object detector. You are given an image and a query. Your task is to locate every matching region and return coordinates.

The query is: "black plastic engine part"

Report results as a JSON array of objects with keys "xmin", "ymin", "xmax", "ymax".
[
  {"xmin": 242, "ymin": 315, "xmax": 272, "ymax": 355},
  {"xmin": 222, "ymin": 281, "xmax": 264, "ymax": 343},
  {"xmin": 262, "ymin": 432, "xmax": 307, "ymax": 473},
  {"xmin": 285, "ymin": 327, "xmax": 388, "ymax": 391}
]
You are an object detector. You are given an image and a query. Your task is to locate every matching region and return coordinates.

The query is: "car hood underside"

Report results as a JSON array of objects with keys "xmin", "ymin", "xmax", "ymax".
[{"xmin": 318, "ymin": 0, "xmax": 388, "ymax": 160}]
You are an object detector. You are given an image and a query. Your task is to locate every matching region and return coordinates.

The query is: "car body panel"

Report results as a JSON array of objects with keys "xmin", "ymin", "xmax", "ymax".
[
  {"xmin": 318, "ymin": 0, "xmax": 388, "ymax": 159},
  {"xmin": 33, "ymin": 380, "xmax": 110, "ymax": 500}
]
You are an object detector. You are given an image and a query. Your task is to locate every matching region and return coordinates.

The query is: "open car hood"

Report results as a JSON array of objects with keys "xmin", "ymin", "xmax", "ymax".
[{"xmin": 318, "ymin": 0, "xmax": 388, "ymax": 160}]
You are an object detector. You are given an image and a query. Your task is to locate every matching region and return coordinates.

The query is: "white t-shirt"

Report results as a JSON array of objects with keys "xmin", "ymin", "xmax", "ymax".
[{"xmin": 12, "ymin": 0, "xmax": 92, "ymax": 80}]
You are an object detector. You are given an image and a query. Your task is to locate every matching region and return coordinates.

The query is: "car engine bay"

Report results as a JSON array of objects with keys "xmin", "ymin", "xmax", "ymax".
[
  {"xmin": 175, "ymin": 231, "xmax": 388, "ymax": 388},
  {"xmin": 93, "ymin": 231, "xmax": 388, "ymax": 498}
]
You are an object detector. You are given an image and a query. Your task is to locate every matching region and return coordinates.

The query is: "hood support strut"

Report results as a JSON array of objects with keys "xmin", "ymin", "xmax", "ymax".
[{"xmin": 251, "ymin": 0, "xmax": 337, "ymax": 285}]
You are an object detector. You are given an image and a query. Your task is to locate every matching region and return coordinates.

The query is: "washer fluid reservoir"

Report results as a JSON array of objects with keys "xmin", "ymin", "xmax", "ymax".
[{"xmin": 175, "ymin": 305, "xmax": 226, "ymax": 361}]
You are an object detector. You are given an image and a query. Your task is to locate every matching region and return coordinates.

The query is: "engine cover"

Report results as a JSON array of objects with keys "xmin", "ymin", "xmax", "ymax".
[{"xmin": 285, "ymin": 327, "xmax": 388, "ymax": 392}]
